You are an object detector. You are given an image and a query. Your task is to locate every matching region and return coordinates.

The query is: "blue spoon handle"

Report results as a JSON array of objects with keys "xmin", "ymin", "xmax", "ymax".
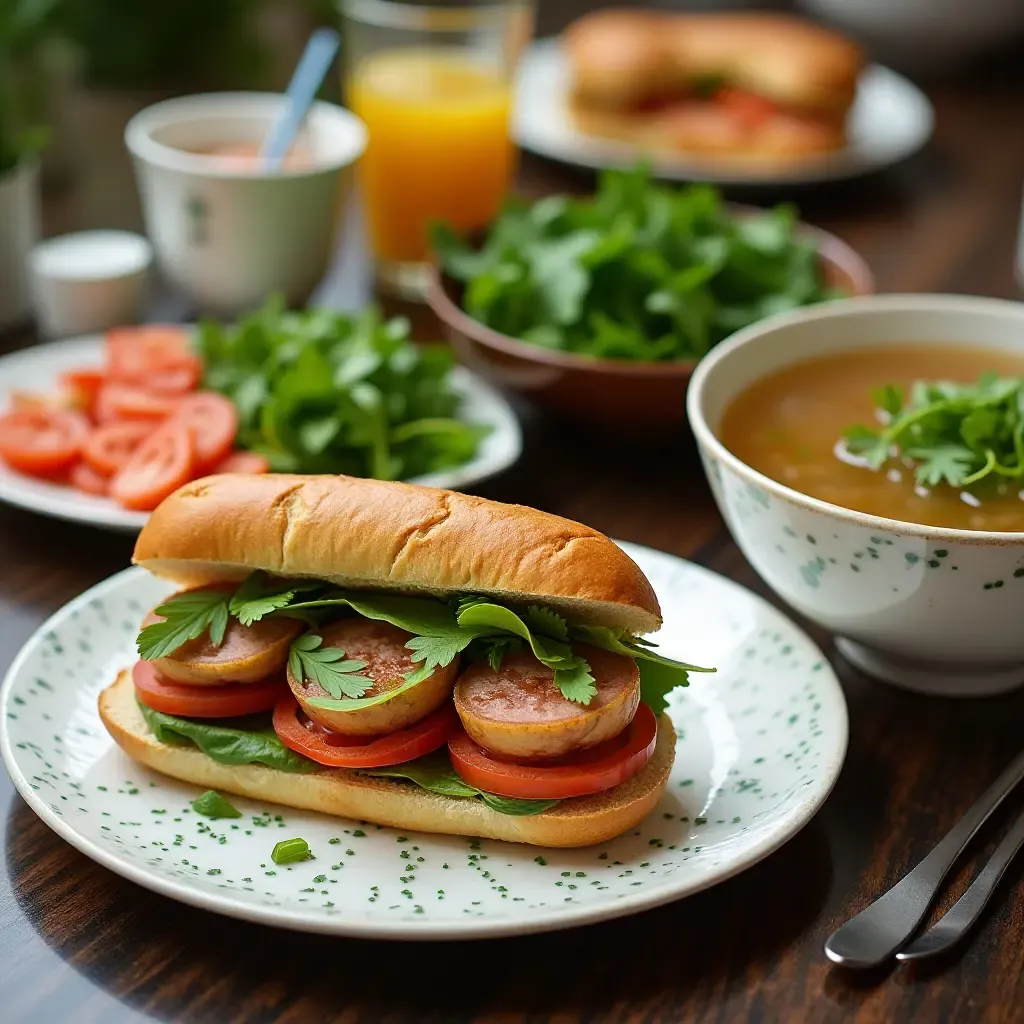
[{"xmin": 260, "ymin": 27, "xmax": 341, "ymax": 170}]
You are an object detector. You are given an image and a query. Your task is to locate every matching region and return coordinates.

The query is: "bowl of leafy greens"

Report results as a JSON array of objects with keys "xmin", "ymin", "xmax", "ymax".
[
  {"xmin": 428, "ymin": 166, "xmax": 873, "ymax": 429},
  {"xmin": 196, "ymin": 296, "xmax": 521, "ymax": 487}
]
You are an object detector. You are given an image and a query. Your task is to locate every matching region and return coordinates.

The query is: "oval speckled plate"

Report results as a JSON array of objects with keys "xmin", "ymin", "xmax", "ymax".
[
  {"xmin": 0, "ymin": 335, "xmax": 521, "ymax": 533},
  {"xmin": 0, "ymin": 543, "xmax": 847, "ymax": 940}
]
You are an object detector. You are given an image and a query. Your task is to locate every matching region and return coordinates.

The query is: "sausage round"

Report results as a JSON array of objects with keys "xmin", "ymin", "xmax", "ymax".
[
  {"xmin": 454, "ymin": 645, "xmax": 640, "ymax": 760},
  {"xmin": 147, "ymin": 589, "xmax": 302, "ymax": 685},
  {"xmin": 287, "ymin": 617, "xmax": 458, "ymax": 737}
]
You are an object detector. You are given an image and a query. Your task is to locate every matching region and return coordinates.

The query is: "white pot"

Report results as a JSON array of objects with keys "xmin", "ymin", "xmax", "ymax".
[
  {"xmin": 0, "ymin": 161, "xmax": 41, "ymax": 330},
  {"xmin": 124, "ymin": 92, "xmax": 367, "ymax": 316},
  {"xmin": 687, "ymin": 294, "xmax": 1024, "ymax": 698}
]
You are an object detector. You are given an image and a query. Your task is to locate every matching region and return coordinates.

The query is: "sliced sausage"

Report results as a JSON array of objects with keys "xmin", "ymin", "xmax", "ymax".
[
  {"xmin": 147, "ymin": 588, "xmax": 302, "ymax": 686},
  {"xmin": 454, "ymin": 645, "xmax": 640, "ymax": 760},
  {"xmin": 287, "ymin": 618, "xmax": 458, "ymax": 737}
]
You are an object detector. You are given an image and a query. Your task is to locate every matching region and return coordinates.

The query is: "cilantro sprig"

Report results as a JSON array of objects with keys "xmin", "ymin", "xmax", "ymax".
[
  {"xmin": 137, "ymin": 589, "xmax": 230, "ymax": 661},
  {"xmin": 843, "ymin": 374, "xmax": 1024, "ymax": 491},
  {"xmin": 287, "ymin": 635, "xmax": 371, "ymax": 699}
]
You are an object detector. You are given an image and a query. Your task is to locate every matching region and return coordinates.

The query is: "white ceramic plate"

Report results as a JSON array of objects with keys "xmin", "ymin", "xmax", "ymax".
[
  {"xmin": 514, "ymin": 38, "xmax": 934, "ymax": 185},
  {"xmin": 0, "ymin": 543, "xmax": 847, "ymax": 940},
  {"xmin": 0, "ymin": 335, "xmax": 522, "ymax": 532}
]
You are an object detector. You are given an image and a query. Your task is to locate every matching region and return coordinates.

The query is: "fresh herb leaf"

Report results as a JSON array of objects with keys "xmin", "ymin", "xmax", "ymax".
[
  {"xmin": 360, "ymin": 751, "xmax": 559, "ymax": 816},
  {"xmin": 137, "ymin": 588, "xmax": 230, "ymax": 661},
  {"xmin": 477, "ymin": 792, "xmax": 561, "ymax": 816},
  {"xmin": 843, "ymin": 374, "xmax": 1024, "ymax": 493},
  {"xmin": 197, "ymin": 297, "xmax": 487, "ymax": 480},
  {"xmin": 553, "ymin": 660, "xmax": 598, "ymax": 705},
  {"xmin": 228, "ymin": 570, "xmax": 300, "ymax": 626},
  {"xmin": 272, "ymin": 838, "xmax": 311, "ymax": 864},
  {"xmin": 288, "ymin": 634, "xmax": 371, "ymax": 699},
  {"xmin": 137, "ymin": 702, "xmax": 317, "ymax": 772},
  {"xmin": 523, "ymin": 605, "xmax": 569, "ymax": 641},
  {"xmin": 191, "ymin": 790, "xmax": 242, "ymax": 819},
  {"xmin": 435, "ymin": 164, "xmax": 840, "ymax": 363}
]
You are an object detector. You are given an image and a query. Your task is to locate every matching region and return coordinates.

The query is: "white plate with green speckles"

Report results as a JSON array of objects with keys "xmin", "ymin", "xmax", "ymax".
[{"xmin": 0, "ymin": 543, "xmax": 848, "ymax": 940}]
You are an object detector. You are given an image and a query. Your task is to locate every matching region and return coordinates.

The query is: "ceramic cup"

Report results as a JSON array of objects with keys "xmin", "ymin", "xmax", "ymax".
[
  {"xmin": 125, "ymin": 92, "xmax": 367, "ymax": 315},
  {"xmin": 687, "ymin": 294, "xmax": 1024, "ymax": 698},
  {"xmin": 29, "ymin": 230, "xmax": 152, "ymax": 338}
]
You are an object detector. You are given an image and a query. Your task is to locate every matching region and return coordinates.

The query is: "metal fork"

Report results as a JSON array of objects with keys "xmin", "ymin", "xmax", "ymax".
[{"xmin": 825, "ymin": 746, "xmax": 1024, "ymax": 968}]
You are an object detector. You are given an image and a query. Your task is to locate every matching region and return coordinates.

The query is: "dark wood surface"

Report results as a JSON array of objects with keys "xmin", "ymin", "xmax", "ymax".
[{"xmin": 5, "ymin": 40, "xmax": 1024, "ymax": 1024}]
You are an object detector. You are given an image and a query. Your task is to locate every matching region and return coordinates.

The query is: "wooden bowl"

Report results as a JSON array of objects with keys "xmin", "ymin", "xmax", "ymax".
[{"xmin": 426, "ymin": 222, "xmax": 875, "ymax": 430}]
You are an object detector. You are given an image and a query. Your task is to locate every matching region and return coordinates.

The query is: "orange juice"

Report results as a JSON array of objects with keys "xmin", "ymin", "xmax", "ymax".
[{"xmin": 348, "ymin": 49, "xmax": 514, "ymax": 265}]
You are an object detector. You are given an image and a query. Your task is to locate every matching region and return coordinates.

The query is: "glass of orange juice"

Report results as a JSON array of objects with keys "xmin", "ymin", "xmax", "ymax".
[{"xmin": 341, "ymin": 0, "xmax": 532, "ymax": 298}]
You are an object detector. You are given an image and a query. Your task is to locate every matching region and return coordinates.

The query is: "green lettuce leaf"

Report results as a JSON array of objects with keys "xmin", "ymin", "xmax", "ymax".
[
  {"xmin": 138, "ymin": 702, "xmax": 318, "ymax": 773},
  {"xmin": 360, "ymin": 751, "xmax": 560, "ymax": 816}
]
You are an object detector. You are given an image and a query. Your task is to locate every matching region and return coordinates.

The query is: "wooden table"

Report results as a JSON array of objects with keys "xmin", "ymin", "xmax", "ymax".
[{"xmin": 5, "ymin": 46, "xmax": 1024, "ymax": 1024}]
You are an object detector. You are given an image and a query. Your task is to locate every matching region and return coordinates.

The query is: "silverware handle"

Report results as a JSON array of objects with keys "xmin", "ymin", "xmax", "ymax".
[
  {"xmin": 896, "ymin": 804, "xmax": 1024, "ymax": 962},
  {"xmin": 825, "ymin": 747, "xmax": 1024, "ymax": 968}
]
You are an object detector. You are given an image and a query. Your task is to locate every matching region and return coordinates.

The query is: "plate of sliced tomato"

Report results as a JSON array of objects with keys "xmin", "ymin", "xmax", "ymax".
[{"xmin": 0, "ymin": 328, "xmax": 521, "ymax": 532}]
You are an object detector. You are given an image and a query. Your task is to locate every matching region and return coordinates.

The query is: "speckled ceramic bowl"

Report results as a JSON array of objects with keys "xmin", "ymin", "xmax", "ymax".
[{"xmin": 687, "ymin": 294, "xmax": 1024, "ymax": 697}]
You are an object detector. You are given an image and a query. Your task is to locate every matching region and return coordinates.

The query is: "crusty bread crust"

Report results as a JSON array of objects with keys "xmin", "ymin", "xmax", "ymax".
[
  {"xmin": 566, "ymin": 10, "xmax": 864, "ymax": 115},
  {"xmin": 133, "ymin": 473, "xmax": 662, "ymax": 635},
  {"xmin": 98, "ymin": 669, "xmax": 675, "ymax": 848}
]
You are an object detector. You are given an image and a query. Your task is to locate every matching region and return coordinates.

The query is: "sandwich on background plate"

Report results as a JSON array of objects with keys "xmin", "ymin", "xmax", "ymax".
[
  {"xmin": 564, "ymin": 9, "xmax": 865, "ymax": 164},
  {"xmin": 99, "ymin": 474, "xmax": 713, "ymax": 847}
]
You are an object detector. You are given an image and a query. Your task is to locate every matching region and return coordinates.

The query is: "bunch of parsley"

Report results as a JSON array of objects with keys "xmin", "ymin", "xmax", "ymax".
[
  {"xmin": 433, "ymin": 164, "xmax": 842, "ymax": 362},
  {"xmin": 844, "ymin": 374, "xmax": 1024, "ymax": 490},
  {"xmin": 196, "ymin": 296, "xmax": 487, "ymax": 480}
]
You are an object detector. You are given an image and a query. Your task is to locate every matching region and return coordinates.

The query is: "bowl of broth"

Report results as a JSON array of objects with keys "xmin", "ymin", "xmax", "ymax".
[
  {"xmin": 125, "ymin": 93, "xmax": 367, "ymax": 315},
  {"xmin": 687, "ymin": 294, "xmax": 1024, "ymax": 696}
]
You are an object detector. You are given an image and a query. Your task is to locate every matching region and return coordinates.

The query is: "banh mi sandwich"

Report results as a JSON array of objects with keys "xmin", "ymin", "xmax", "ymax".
[
  {"xmin": 98, "ymin": 474, "xmax": 713, "ymax": 847},
  {"xmin": 564, "ymin": 10, "xmax": 865, "ymax": 163}
]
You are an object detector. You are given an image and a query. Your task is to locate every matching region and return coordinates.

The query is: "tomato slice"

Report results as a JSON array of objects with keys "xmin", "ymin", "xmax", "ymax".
[
  {"xmin": 273, "ymin": 697, "xmax": 459, "ymax": 768},
  {"xmin": 448, "ymin": 703, "xmax": 658, "ymax": 799},
  {"xmin": 61, "ymin": 369, "xmax": 106, "ymax": 415},
  {"xmin": 70, "ymin": 460, "xmax": 109, "ymax": 496},
  {"xmin": 715, "ymin": 87, "xmax": 777, "ymax": 129},
  {"xmin": 214, "ymin": 450, "xmax": 270, "ymax": 474},
  {"xmin": 0, "ymin": 408, "xmax": 90, "ymax": 476},
  {"xmin": 95, "ymin": 382, "xmax": 179, "ymax": 424},
  {"xmin": 82, "ymin": 420, "xmax": 153, "ymax": 475},
  {"xmin": 133, "ymin": 660, "xmax": 287, "ymax": 718},
  {"xmin": 107, "ymin": 325, "xmax": 194, "ymax": 379},
  {"xmin": 109, "ymin": 422, "xmax": 193, "ymax": 511},
  {"xmin": 169, "ymin": 392, "xmax": 238, "ymax": 470},
  {"xmin": 144, "ymin": 359, "xmax": 202, "ymax": 395}
]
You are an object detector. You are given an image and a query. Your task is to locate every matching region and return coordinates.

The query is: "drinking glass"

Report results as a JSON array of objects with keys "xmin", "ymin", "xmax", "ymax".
[{"xmin": 340, "ymin": 0, "xmax": 533, "ymax": 298}]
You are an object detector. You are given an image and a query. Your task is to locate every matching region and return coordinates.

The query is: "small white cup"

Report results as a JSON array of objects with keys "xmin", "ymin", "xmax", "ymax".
[
  {"xmin": 29, "ymin": 230, "xmax": 153, "ymax": 338},
  {"xmin": 125, "ymin": 92, "xmax": 367, "ymax": 316}
]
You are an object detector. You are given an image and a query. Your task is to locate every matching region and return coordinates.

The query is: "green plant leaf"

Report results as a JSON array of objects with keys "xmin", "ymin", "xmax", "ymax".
[
  {"xmin": 138, "ymin": 703, "xmax": 317, "ymax": 772},
  {"xmin": 191, "ymin": 790, "xmax": 242, "ymax": 818},
  {"xmin": 360, "ymin": 751, "xmax": 559, "ymax": 816},
  {"xmin": 288, "ymin": 634, "xmax": 371, "ymax": 699},
  {"xmin": 137, "ymin": 588, "xmax": 231, "ymax": 660}
]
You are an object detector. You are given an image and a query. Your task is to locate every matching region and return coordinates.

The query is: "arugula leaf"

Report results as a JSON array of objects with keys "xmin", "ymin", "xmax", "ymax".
[
  {"xmin": 288, "ymin": 634, "xmax": 371, "ymax": 699},
  {"xmin": 436, "ymin": 164, "xmax": 840, "ymax": 363},
  {"xmin": 843, "ymin": 374, "xmax": 1024, "ymax": 493},
  {"xmin": 360, "ymin": 751, "xmax": 559, "ymax": 816},
  {"xmin": 137, "ymin": 589, "xmax": 230, "ymax": 661},
  {"xmin": 228, "ymin": 570, "xmax": 299, "ymax": 627},
  {"xmin": 137, "ymin": 702, "xmax": 317, "ymax": 772},
  {"xmin": 191, "ymin": 790, "xmax": 242, "ymax": 818},
  {"xmin": 197, "ymin": 296, "xmax": 487, "ymax": 480}
]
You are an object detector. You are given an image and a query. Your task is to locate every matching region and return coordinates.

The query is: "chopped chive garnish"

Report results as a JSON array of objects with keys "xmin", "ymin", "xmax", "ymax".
[
  {"xmin": 272, "ymin": 837, "xmax": 311, "ymax": 865},
  {"xmin": 191, "ymin": 790, "xmax": 241, "ymax": 819}
]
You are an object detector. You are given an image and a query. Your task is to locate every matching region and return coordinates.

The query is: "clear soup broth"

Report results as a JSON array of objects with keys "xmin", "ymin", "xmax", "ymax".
[{"xmin": 718, "ymin": 344, "xmax": 1024, "ymax": 531}]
